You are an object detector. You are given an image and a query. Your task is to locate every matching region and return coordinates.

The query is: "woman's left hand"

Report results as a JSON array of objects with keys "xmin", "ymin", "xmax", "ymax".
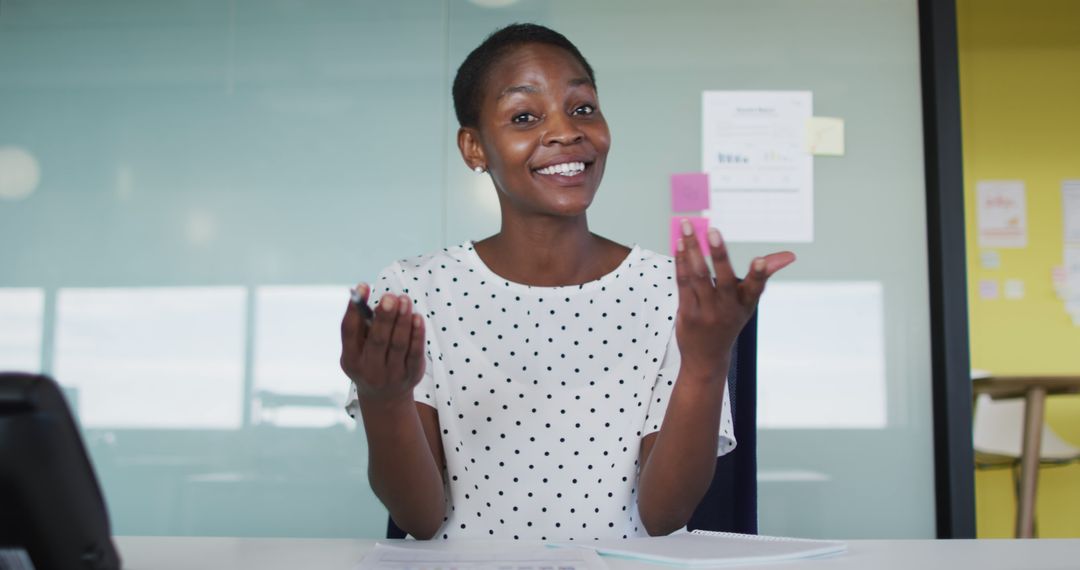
[{"xmin": 673, "ymin": 219, "xmax": 795, "ymax": 382}]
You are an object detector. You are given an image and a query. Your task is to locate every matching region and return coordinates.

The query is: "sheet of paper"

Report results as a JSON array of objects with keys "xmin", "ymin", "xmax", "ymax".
[
  {"xmin": 671, "ymin": 172, "xmax": 710, "ymax": 211},
  {"xmin": 357, "ymin": 543, "xmax": 608, "ymax": 570},
  {"xmin": 1063, "ymin": 245, "xmax": 1080, "ymax": 326},
  {"xmin": 976, "ymin": 180, "xmax": 1027, "ymax": 248},
  {"xmin": 979, "ymin": 279, "xmax": 999, "ymax": 300},
  {"xmin": 1063, "ymin": 180, "xmax": 1080, "ymax": 244},
  {"xmin": 702, "ymin": 91, "xmax": 813, "ymax": 243},
  {"xmin": 670, "ymin": 216, "xmax": 711, "ymax": 256},
  {"xmin": 560, "ymin": 530, "xmax": 846, "ymax": 567},
  {"xmin": 1004, "ymin": 279, "xmax": 1024, "ymax": 300},
  {"xmin": 1066, "ymin": 245, "xmax": 1080, "ymax": 304},
  {"xmin": 979, "ymin": 250, "xmax": 1001, "ymax": 270},
  {"xmin": 1053, "ymin": 265, "xmax": 1067, "ymax": 300},
  {"xmin": 805, "ymin": 116, "xmax": 845, "ymax": 156}
]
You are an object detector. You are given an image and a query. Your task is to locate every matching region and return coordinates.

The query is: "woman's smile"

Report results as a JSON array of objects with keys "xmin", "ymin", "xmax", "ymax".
[{"xmin": 531, "ymin": 155, "xmax": 595, "ymax": 187}]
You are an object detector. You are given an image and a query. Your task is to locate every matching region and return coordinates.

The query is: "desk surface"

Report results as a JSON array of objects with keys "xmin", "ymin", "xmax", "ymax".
[{"xmin": 115, "ymin": 536, "xmax": 1080, "ymax": 570}]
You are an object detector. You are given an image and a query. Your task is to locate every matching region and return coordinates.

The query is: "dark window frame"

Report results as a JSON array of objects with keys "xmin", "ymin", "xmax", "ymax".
[{"xmin": 918, "ymin": 0, "xmax": 977, "ymax": 539}]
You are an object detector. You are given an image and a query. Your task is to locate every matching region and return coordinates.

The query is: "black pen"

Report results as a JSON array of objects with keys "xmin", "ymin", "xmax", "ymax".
[{"xmin": 349, "ymin": 287, "xmax": 374, "ymax": 323}]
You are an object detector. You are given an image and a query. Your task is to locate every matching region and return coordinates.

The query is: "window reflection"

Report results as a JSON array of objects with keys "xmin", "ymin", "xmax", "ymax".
[
  {"xmin": 54, "ymin": 287, "xmax": 247, "ymax": 429},
  {"xmin": 252, "ymin": 286, "xmax": 353, "ymax": 428},
  {"xmin": 0, "ymin": 288, "xmax": 45, "ymax": 372},
  {"xmin": 757, "ymin": 282, "xmax": 887, "ymax": 429}
]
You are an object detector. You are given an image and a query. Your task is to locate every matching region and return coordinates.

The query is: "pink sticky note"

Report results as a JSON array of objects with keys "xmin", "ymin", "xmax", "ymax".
[
  {"xmin": 670, "ymin": 216, "xmax": 711, "ymax": 256},
  {"xmin": 978, "ymin": 279, "xmax": 999, "ymax": 300},
  {"xmin": 671, "ymin": 172, "xmax": 710, "ymax": 212}
]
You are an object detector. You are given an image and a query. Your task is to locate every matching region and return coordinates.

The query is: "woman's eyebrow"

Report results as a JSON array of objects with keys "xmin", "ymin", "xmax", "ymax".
[
  {"xmin": 497, "ymin": 77, "xmax": 594, "ymax": 100},
  {"xmin": 498, "ymin": 84, "xmax": 539, "ymax": 100}
]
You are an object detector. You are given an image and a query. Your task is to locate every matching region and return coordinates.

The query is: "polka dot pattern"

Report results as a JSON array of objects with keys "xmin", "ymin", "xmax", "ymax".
[{"xmin": 346, "ymin": 242, "xmax": 735, "ymax": 540}]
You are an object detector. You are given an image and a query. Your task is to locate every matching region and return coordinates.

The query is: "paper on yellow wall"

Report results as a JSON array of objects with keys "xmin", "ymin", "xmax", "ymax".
[{"xmin": 977, "ymin": 180, "xmax": 1028, "ymax": 248}]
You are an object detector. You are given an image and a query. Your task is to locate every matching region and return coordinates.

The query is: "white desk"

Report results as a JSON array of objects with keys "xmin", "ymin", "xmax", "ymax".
[{"xmin": 115, "ymin": 536, "xmax": 1080, "ymax": 570}]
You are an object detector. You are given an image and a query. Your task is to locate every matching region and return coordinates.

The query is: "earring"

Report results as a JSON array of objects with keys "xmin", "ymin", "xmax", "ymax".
[{"xmin": 473, "ymin": 166, "xmax": 485, "ymax": 174}]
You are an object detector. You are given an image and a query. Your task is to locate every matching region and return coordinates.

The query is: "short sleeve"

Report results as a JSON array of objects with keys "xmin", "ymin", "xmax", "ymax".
[
  {"xmin": 642, "ymin": 330, "xmax": 737, "ymax": 456},
  {"xmin": 343, "ymin": 263, "xmax": 437, "ymax": 421}
]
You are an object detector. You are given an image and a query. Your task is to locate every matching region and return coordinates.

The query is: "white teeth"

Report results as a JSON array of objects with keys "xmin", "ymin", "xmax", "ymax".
[{"xmin": 536, "ymin": 161, "xmax": 586, "ymax": 176}]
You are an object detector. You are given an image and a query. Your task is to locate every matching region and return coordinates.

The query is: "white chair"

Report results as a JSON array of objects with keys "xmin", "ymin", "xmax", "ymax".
[
  {"xmin": 970, "ymin": 370, "xmax": 1080, "ymax": 537},
  {"xmin": 973, "ymin": 393, "xmax": 1080, "ymax": 466}
]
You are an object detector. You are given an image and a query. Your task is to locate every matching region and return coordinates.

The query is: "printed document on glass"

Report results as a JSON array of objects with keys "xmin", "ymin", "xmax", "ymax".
[
  {"xmin": 702, "ymin": 91, "xmax": 813, "ymax": 243},
  {"xmin": 356, "ymin": 543, "xmax": 608, "ymax": 570}
]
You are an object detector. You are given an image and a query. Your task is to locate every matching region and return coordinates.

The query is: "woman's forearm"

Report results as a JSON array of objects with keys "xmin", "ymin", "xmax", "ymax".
[
  {"xmin": 636, "ymin": 367, "xmax": 726, "ymax": 536},
  {"xmin": 359, "ymin": 398, "xmax": 446, "ymax": 539}
]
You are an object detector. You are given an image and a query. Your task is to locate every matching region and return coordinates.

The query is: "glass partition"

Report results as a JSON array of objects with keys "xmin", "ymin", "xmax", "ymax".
[{"xmin": 0, "ymin": 0, "xmax": 934, "ymax": 539}]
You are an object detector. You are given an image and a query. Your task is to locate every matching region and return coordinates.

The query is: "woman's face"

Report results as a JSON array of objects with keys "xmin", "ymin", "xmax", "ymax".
[{"xmin": 466, "ymin": 43, "xmax": 611, "ymax": 218}]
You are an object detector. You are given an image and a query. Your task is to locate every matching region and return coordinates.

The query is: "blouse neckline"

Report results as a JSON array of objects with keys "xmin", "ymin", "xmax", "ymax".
[{"xmin": 460, "ymin": 240, "xmax": 642, "ymax": 295}]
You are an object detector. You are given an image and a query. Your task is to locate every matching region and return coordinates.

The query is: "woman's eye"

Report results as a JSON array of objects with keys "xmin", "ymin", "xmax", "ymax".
[
  {"xmin": 511, "ymin": 113, "xmax": 537, "ymax": 124},
  {"xmin": 573, "ymin": 104, "xmax": 595, "ymax": 116}
]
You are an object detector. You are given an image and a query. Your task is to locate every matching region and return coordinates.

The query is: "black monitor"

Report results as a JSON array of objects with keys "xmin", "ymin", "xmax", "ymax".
[{"xmin": 0, "ymin": 372, "xmax": 121, "ymax": 570}]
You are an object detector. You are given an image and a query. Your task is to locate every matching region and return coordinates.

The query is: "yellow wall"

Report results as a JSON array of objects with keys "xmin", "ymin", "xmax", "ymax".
[{"xmin": 957, "ymin": 0, "xmax": 1080, "ymax": 538}]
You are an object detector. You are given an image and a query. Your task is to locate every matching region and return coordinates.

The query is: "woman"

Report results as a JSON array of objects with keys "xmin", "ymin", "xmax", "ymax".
[{"xmin": 341, "ymin": 23, "xmax": 794, "ymax": 540}]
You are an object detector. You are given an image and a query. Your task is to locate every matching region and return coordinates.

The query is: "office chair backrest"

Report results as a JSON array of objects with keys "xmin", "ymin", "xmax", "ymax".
[
  {"xmin": 687, "ymin": 310, "xmax": 758, "ymax": 534},
  {"xmin": 386, "ymin": 311, "xmax": 759, "ymax": 539},
  {"xmin": 0, "ymin": 372, "xmax": 123, "ymax": 569}
]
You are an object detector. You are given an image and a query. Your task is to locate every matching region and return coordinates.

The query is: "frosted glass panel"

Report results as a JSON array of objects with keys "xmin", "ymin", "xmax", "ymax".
[
  {"xmin": 54, "ymin": 287, "xmax": 247, "ymax": 429},
  {"xmin": 0, "ymin": 288, "xmax": 44, "ymax": 372},
  {"xmin": 1, "ymin": 0, "xmax": 934, "ymax": 540}
]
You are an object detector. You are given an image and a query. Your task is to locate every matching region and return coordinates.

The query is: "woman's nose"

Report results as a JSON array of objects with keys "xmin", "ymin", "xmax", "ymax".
[{"xmin": 542, "ymin": 114, "xmax": 584, "ymax": 145}]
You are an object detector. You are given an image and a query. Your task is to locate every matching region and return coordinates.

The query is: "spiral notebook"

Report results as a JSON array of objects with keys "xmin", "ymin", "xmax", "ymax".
[{"xmin": 556, "ymin": 530, "xmax": 847, "ymax": 567}]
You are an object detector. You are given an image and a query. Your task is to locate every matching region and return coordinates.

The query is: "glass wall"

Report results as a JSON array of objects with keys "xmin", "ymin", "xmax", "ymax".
[{"xmin": 0, "ymin": 0, "xmax": 934, "ymax": 538}]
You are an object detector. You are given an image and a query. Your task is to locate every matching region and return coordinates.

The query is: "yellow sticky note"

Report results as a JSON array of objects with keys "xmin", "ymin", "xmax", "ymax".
[{"xmin": 806, "ymin": 117, "xmax": 845, "ymax": 156}]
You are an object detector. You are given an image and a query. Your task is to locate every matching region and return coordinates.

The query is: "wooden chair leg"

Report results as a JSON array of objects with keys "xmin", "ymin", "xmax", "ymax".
[{"xmin": 1015, "ymin": 386, "xmax": 1047, "ymax": 538}]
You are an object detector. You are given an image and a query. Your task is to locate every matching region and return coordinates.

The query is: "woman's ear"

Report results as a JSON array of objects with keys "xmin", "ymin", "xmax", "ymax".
[{"xmin": 457, "ymin": 127, "xmax": 487, "ymax": 172}]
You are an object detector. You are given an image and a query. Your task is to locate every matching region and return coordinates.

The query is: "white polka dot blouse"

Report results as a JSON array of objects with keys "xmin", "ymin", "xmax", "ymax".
[{"xmin": 346, "ymin": 242, "xmax": 735, "ymax": 540}]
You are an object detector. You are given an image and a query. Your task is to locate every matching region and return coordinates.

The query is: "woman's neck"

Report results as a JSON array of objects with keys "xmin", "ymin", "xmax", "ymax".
[{"xmin": 473, "ymin": 214, "xmax": 628, "ymax": 287}]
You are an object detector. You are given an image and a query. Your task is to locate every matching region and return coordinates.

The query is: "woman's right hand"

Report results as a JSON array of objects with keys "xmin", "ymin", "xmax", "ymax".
[{"xmin": 340, "ymin": 283, "xmax": 427, "ymax": 406}]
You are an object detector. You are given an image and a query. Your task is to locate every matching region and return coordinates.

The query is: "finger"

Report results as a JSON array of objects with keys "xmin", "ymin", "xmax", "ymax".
[
  {"xmin": 340, "ymin": 283, "xmax": 370, "ymax": 360},
  {"xmin": 706, "ymin": 227, "xmax": 738, "ymax": 287},
  {"xmin": 761, "ymin": 251, "xmax": 797, "ymax": 277},
  {"xmin": 738, "ymin": 257, "xmax": 769, "ymax": 306},
  {"xmin": 674, "ymin": 235, "xmax": 700, "ymax": 310},
  {"xmin": 387, "ymin": 295, "xmax": 414, "ymax": 370},
  {"xmin": 341, "ymin": 294, "xmax": 358, "ymax": 348},
  {"xmin": 351, "ymin": 282, "xmax": 373, "ymax": 336},
  {"xmin": 350, "ymin": 282, "xmax": 374, "ymax": 326},
  {"xmin": 679, "ymin": 219, "xmax": 711, "ymax": 279},
  {"xmin": 405, "ymin": 313, "xmax": 426, "ymax": 384},
  {"xmin": 680, "ymin": 219, "xmax": 717, "ymax": 308},
  {"xmin": 364, "ymin": 293, "xmax": 400, "ymax": 366},
  {"xmin": 738, "ymin": 251, "xmax": 796, "ymax": 306},
  {"xmin": 340, "ymin": 298, "xmax": 358, "ymax": 373}
]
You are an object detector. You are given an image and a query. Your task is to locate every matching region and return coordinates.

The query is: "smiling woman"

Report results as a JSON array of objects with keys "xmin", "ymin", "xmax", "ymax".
[
  {"xmin": 339, "ymin": 23, "xmax": 793, "ymax": 541},
  {"xmin": 461, "ymin": 40, "xmax": 619, "ymax": 281},
  {"xmin": 457, "ymin": 27, "xmax": 611, "ymax": 243}
]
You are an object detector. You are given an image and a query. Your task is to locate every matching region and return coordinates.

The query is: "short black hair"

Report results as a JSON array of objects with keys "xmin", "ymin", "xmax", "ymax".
[{"xmin": 452, "ymin": 23, "xmax": 596, "ymax": 129}]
